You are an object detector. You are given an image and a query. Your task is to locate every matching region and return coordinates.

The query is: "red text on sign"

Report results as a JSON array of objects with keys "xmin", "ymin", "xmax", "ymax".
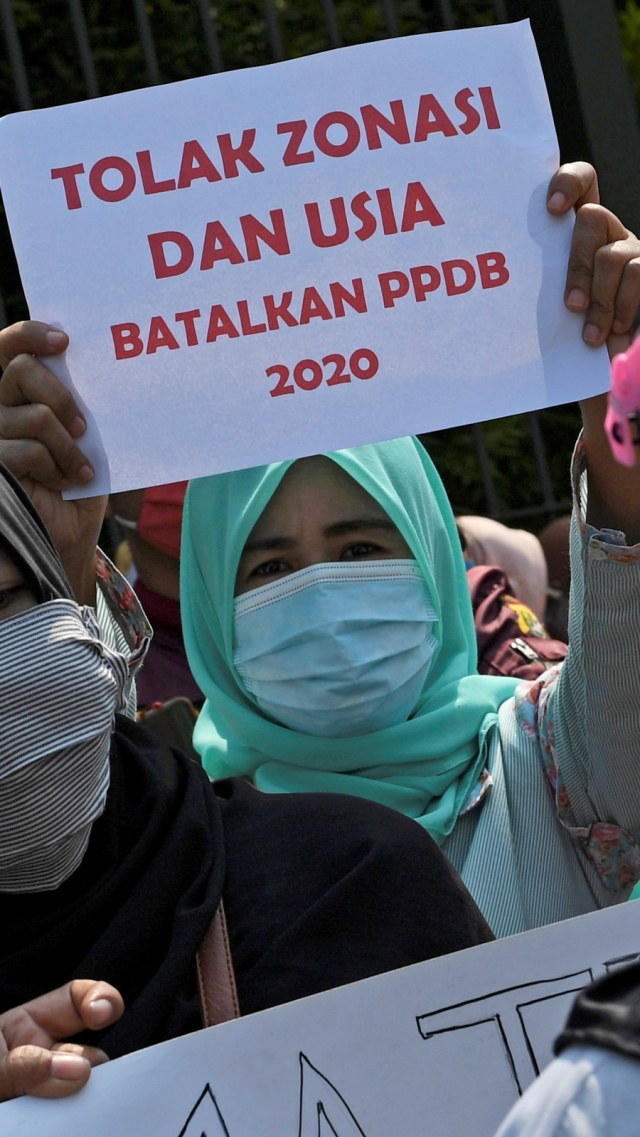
[
  {"xmin": 148, "ymin": 209, "xmax": 290, "ymax": 278},
  {"xmin": 277, "ymin": 87, "xmax": 500, "ymax": 165},
  {"xmin": 110, "ymin": 278, "xmax": 368, "ymax": 358},
  {"xmin": 146, "ymin": 182, "xmax": 443, "ymax": 279},
  {"xmin": 378, "ymin": 251, "xmax": 509, "ymax": 307},
  {"xmin": 305, "ymin": 182, "xmax": 443, "ymax": 248},
  {"xmin": 50, "ymin": 132, "xmax": 265, "ymax": 210},
  {"xmin": 267, "ymin": 349, "xmax": 379, "ymax": 396}
]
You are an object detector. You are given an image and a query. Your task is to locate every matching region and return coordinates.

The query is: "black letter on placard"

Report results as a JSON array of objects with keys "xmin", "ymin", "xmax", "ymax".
[{"xmin": 178, "ymin": 1083, "xmax": 230, "ymax": 1137}]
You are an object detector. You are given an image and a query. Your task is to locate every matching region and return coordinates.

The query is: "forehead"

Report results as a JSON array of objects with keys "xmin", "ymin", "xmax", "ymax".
[{"xmin": 254, "ymin": 456, "xmax": 388, "ymax": 532}]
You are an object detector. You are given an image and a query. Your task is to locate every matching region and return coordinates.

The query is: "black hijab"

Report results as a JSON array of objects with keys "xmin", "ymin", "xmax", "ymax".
[
  {"xmin": 0, "ymin": 714, "xmax": 225, "ymax": 1056},
  {"xmin": 0, "ymin": 465, "xmax": 225, "ymax": 1056}
]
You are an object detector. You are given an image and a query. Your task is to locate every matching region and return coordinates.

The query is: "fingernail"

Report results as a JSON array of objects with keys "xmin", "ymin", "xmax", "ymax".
[
  {"xmin": 45, "ymin": 330, "xmax": 67, "ymax": 347},
  {"xmin": 69, "ymin": 416, "xmax": 86, "ymax": 438},
  {"xmin": 77, "ymin": 464, "xmax": 94, "ymax": 483},
  {"xmin": 583, "ymin": 323, "xmax": 601, "ymax": 344},
  {"xmin": 613, "ymin": 320, "xmax": 627, "ymax": 334},
  {"xmin": 89, "ymin": 998, "xmax": 114, "ymax": 1028},
  {"xmin": 548, "ymin": 191, "xmax": 567, "ymax": 211},
  {"xmin": 567, "ymin": 289, "xmax": 588, "ymax": 311},
  {"xmin": 50, "ymin": 1053, "xmax": 89, "ymax": 1081}
]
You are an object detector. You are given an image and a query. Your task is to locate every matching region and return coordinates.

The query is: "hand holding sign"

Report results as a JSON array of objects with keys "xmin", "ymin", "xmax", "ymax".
[
  {"xmin": 0, "ymin": 981, "xmax": 123, "ymax": 1103},
  {"xmin": 0, "ymin": 322, "xmax": 105, "ymax": 603},
  {"xmin": 546, "ymin": 161, "xmax": 640, "ymax": 544}
]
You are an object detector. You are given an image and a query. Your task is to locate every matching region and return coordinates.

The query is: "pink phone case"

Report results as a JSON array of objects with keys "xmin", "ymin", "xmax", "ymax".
[{"xmin": 605, "ymin": 336, "xmax": 640, "ymax": 467}]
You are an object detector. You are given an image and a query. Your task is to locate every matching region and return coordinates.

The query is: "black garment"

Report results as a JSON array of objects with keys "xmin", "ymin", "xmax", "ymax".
[
  {"xmin": 0, "ymin": 715, "xmax": 224, "ymax": 1057},
  {"xmin": 555, "ymin": 960, "xmax": 640, "ymax": 1065},
  {"xmin": 0, "ymin": 715, "xmax": 493, "ymax": 1059},
  {"xmin": 220, "ymin": 774, "xmax": 493, "ymax": 1014}
]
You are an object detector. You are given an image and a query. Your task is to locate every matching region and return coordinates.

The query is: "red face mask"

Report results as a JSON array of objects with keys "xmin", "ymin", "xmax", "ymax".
[{"xmin": 137, "ymin": 482, "xmax": 188, "ymax": 560}]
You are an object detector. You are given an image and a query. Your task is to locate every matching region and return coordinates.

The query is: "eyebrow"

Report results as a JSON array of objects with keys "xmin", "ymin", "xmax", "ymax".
[
  {"xmin": 241, "ymin": 517, "xmax": 398, "ymax": 556},
  {"xmin": 324, "ymin": 517, "xmax": 398, "ymax": 538}
]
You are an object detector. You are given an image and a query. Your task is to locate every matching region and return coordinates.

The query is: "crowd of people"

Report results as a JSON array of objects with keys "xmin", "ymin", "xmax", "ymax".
[{"xmin": 1, "ymin": 158, "xmax": 640, "ymax": 1136}]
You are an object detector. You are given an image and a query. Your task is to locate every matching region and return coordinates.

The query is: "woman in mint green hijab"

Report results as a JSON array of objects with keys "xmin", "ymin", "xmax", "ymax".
[
  {"xmin": 182, "ymin": 437, "xmax": 515, "ymax": 840},
  {"xmin": 181, "ymin": 434, "xmax": 640, "ymax": 940}
]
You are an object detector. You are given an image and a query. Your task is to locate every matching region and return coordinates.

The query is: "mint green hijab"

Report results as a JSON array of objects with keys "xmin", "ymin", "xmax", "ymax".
[{"xmin": 181, "ymin": 436, "xmax": 519, "ymax": 843}]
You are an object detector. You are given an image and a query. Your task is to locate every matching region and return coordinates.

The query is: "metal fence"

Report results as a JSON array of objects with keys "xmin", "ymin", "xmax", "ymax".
[
  {"xmin": 0, "ymin": 1, "xmax": 511, "ymax": 104},
  {"xmin": 0, "ymin": 0, "xmax": 632, "ymax": 525}
]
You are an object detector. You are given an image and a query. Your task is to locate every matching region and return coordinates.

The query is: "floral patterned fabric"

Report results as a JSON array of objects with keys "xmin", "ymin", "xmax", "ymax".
[
  {"xmin": 460, "ymin": 767, "xmax": 494, "ymax": 815},
  {"xmin": 496, "ymin": 434, "xmax": 640, "ymax": 897},
  {"xmin": 515, "ymin": 667, "xmax": 640, "ymax": 893},
  {"xmin": 95, "ymin": 549, "xmax": 152, "ymax": 701}
]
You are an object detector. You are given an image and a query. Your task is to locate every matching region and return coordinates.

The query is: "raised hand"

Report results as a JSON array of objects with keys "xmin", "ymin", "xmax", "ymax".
[{"xmin": 0, "ymin": 321, "xmax": 107, "ymax": 602}]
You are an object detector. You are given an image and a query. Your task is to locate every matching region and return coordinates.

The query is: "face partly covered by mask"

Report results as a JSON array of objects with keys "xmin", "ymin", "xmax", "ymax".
[
  {"xmin": 0, "ymin": 466, "xmax": 133, "ymax": 892},
  {"xmin": 232, "ymin": 456, "xmax": 439, "ymax": 737},
  {"xmin": 181, "ymin": 437, "xmax": 518, "ymax": 840}
]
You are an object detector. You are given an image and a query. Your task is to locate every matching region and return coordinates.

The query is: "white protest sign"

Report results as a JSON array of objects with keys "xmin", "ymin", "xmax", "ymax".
[
  {"xmin": 0, "ymin": 21, "xmax": 608, "ymax": 496},
  {"xmin": 1, "ymin": 901, "xmax": 638, "ymax": 1137}
]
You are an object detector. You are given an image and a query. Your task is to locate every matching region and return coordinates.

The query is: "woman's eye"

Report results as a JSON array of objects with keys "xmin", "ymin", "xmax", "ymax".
[
  {"xmin": 0, "ymin": 585, "xmax": 26, "ymax": 611},
  {"xmin": 252, "ymin": 559, "xmax": 290, "ymax": 578},
  {"xmin": 341, "ymin": 543, "xmax": 379, "ymax": 560}
]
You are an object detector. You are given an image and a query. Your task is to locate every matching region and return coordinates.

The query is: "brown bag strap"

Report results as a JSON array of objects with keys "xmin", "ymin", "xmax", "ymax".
[{"xmin": 196, "ymin": 898, "xmax": 241, "ymax": 1027}]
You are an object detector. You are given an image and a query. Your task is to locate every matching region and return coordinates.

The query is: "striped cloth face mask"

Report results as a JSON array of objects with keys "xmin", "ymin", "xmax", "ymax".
[{"xmin": 0, "ymin": 598, "xmax": 130, "ymax": 892}]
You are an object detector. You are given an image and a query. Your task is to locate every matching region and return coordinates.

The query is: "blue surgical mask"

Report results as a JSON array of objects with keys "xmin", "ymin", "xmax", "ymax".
[{"xmin": 232, "ymin": 560, "xmax": 438, "ymax": 737}]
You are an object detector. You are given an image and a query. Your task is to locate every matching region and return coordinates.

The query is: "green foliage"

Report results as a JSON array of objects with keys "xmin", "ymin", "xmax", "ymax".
[
  {"xmin": 421, "ymin": 404, "xmax": 580, "ymax": 524},
  {"xmin": 0, "ymin": 0, "xmax": 512, "ymax": 114},
  {"xmin": 618, "ymin": 1, "xmax": 640, "ymax": 104}
]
